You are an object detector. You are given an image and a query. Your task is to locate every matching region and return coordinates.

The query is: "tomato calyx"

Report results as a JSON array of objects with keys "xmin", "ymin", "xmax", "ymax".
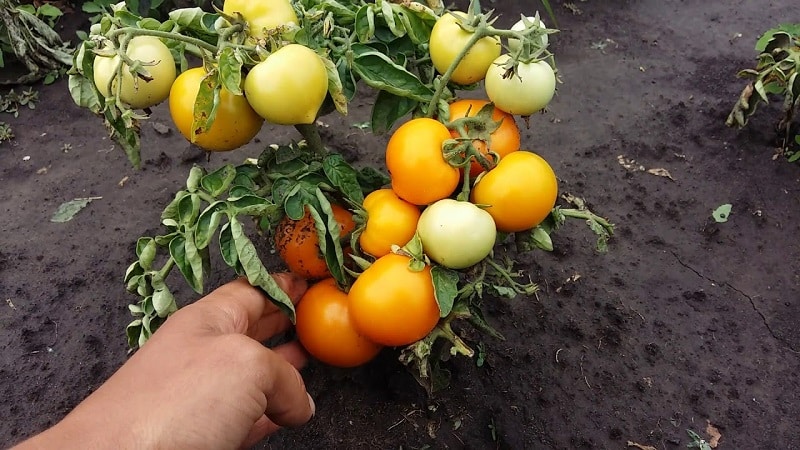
[
  {"xmin": 442, "ymin": 102, "xmax": 507, "ymax": 177},
  {"xmin": 390, "ymin": 233, "xmax": 429, "ymax": 272}
]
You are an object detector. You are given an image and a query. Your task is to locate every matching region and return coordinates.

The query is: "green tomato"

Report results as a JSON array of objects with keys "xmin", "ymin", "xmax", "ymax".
[
  {"xmin": 507, "ymin": 16, "xmax": 549, "ymax": 53},
  {"xmin": 222, "ymin": 0, "xmax": 298, "ymax": 39},
  {"xmin": 485, "ymin": 55, "xmax": 556, "ymax": 116},
  {"xmin": 244, "ymin": 44, "xmax": 328, "ymax": 125},
  {"xmin": 429, "ymin": 11, "xmax": 501, "ymax": 85},
  {"xmin": 92, "ymin": 36, "xmax": 176, "ymax": 110},
  {"xmin": 416, "ymin": 199, "xmax": 497, "ymax": 269}
]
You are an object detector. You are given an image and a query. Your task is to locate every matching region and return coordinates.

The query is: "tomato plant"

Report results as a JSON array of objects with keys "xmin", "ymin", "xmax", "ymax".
[
  {"xmin": 295, "ymin": 278, "xmax": 382, "ymax": 368},
  {"xmin": 471, "ymin": 151, "xmax": 558, "ymax": 232},
  {"xmin": 416, "ymin": 199, "xmax": 496, "ymax": 269},
  {"xmin": 274, "ymin": 203, "xmax": 355, "ymax": 280},
  {"xmin": 447, "ymin": 99, "xmax": 520, "ymax": 177},
  {"xmin": 73, "ymin": 0, "xmax": 616, "ymax": 393},
  {"xmin": 169, "ymin": 67, "xmax": 263, "ymax": 151},
  {"xmin": 222, "ymin": 0, "xmax": 298, "ymax": 39},
  {"xmin": 386, "ymin": 118, "xmax": 460, "ymax": 205},
  {"xmin": 93, "ymin": 35, "xmax": 176, "ymax": 109},
  {"xmin": 348, "ymin": 253, "xmax": 440, "ymax": 347},
  {"xmin": 429, "ymin": 11, "xmax": 501, "ymax": 85},
  {"xmin": 358, "ymin": 189, "xmax": 421, "ymax": 258},
  {"xmin": 244, "ymin": 44, "xmax": 329, "ymax": 125}
]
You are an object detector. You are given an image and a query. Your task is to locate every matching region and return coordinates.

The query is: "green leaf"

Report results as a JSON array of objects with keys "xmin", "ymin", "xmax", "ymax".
[
  {"xmin": 229, "ymin": 195, "xmax": 278, "ymax": 216},
  {"xmin": 357, "ymin": 166, "xmax": 390, "ymax": 193},
  {"xmin": 201, "ymin": 164, "xmax": 237, "ymax": 197},
  {"xmin": 124, "ymin": 260, "xmax": 144, "ymax": 284},
  {"xmin": 321, "ymin": 55, "xmax": 348, "ymax": 115},
  {"xmin": 467, "ymin": 305, "xmax": 505, "ymax": 340},
  {"xmin": 371, "ymin": 89, "xmax": 418, "ymax": 133},
  {"xmin": 229, "ymin": 217, "xmax": 297, "ymax": 320},
  {"xmin": 68, "ymin": 74, "xmax": 102, "ymax": 113},
  {"xmin": 152, "ymin": 285, "xmax": 177, "ymax": 318},
  {"xmin": 323, "ymin": 154, "xmax": 364, "ymax": 204},
  {"xmin": 431, "ymin": 266, "xmax": 459, "ymax": 317},
  {"xmin": 168, "ymin": 7, "xmax": 220, "ymax": 34},
  {"xmin": 191, "ymin": 71, "xmax": 220, "ymax": 142},
  {"xmin": 712, "ymin": 204, "xmax": 732, "ymax": 223},
  {"xmin": 195, "ymin": 202, "xmax": 226, "ymax": 249},
  {"xmin": 391, "ymin": 3, "xmax": 435, "ymax": 45},
  {"xmin": 103, "ymin": 108, "xmax": 141, "ymax": 168},
  {"xmin": 161, "ymin": 191, "xmax": 190, "ymax": 224},
  {"xmin": 351, "ymin": 44, "xmax": 434, "ymax": 102},
  {"xmin": 177, "ymin": 193, "xmax": 202, "ymax": 226},
  {"xmin": 218, "ymin": 47, "xmax": 244, "ymax": 95},
  {"xmin": 169, "ymin": 234, "xmax": 203, "ymax": 293},
  {"xmin": 126, "ymin": 319, "xmax": 143, "ymax": 348},
  {"xmin": 218, "ymin": 221, "xmax": 239, "ymax": 269},
  {"xmin": 354, "ymin": 4, "xmax": 376, "ymax": 42},
  {"xmin": 50, "ymin": 197, "xmax": 102, "ymax": 223},
  {"xmin": 186, "ymin": 166, "xmax": 204, "ymax": 192},
  {"xmin": 308, "ymin": 192, "xmax": 347, "ymax": 285},
  {"xmin": 136, "ymin": 237, "xmax": 157, "ymax": 270}
]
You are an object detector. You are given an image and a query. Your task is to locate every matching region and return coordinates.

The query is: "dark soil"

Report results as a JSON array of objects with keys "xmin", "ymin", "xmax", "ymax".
[{"xmin": 2, "ymin": 1, "xmax": 799, "ymax": 449}]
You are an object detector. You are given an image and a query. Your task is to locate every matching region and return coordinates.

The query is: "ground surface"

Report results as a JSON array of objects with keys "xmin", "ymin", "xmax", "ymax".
[{"xmin": 2, "ymin": 1, "xmax": 799, "ymax": 449}]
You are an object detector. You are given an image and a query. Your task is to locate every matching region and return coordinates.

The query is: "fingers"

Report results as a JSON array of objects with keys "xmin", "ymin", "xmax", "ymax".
[
  {"xmin": 241, "ymin": 415, "xmax": 281, "ymax": 448},
  {"xmin": 254, "ymin": 350, "xmax": 315, "ymax": 428},
  {"xmin": 196, "ymin": 274, "xmax": 307, "ymax": 339},
  {"xmin": 272, "ymin": 341, "xmax": 309, "ymax": 369}
]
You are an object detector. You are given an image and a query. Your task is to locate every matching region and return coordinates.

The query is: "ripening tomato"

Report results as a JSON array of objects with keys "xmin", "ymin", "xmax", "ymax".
[
  {"xmin": 244, "ymin": 44, "xmax": 328, "ymax": 125},
  {"xmin": 359, "ymin": 189, "xmax": 421, "ymax": 258},
  {"xmin": 485, "ymin": 55, "xmax": 556, "ymax": 116},
  {"xmin": 295, "ymin": 278, "xmax": 383, "ymax": 368},
  {"xmin": 386, "ymin": 118, "xmax": 460, "ymax": 206},
  {"xmin": 348, "ymin": 253, "xmax": 440, "ymax": 347},
  {"xmin": 222, "ymin": 0, "xmax": 298, "ymax": 39},
  {"xmin": 470, "ymin": 151, "xmax": 558, "ymax": 232},
  {"xmin": 447, "ymin": 99, "xmax": 520, "ymax": 178},
  {"xmin": 168, "ymin": 67, "xmax": 264, "ymax": 152},
  {"xmin": 274, "ymin": 204, "xmax": 356, "ymax": 279},
  {"xmin": 93, "ymin": 36, "xmax": 176, "ymax": 109},
  {"xmin": 507, "ymin": 16, "xmax": 549, "ymax": 53},
  {"xmin": 416, "ymin": 199, "xmax": 496, "ymax": 269},
  {"xmin": 429, "ymin": 11, "xmax": 501, "ymax": 85}
]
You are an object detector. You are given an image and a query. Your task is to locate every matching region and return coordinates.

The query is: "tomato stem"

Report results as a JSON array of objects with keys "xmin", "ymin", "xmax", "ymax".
[
  {"xmin": 294, "ymin": 123, "xmax": 327, "ymax": 157},
  {"xmin": 425, "ymin": 25, "xmax": 486, "ymax": 117},
  {"xmin": 108, "ymin": 27, "xmax": 219, "ymax": 55}
]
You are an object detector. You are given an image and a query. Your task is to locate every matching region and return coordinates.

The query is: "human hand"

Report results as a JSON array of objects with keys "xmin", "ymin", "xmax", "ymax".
[{"xmin": 15, "ymin": 274, "xmax": 314, "ymax": 450}]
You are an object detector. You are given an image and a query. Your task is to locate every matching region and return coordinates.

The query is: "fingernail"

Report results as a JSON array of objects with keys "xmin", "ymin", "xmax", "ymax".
[{"xmin": 307, "ymin": 393, "xmax": 316, "ymax": 418}]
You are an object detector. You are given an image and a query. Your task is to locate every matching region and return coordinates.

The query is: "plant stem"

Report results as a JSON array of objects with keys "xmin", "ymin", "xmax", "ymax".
[
  {"xmin": 560, "ymin": 208, "xmax": 614, "ymax": 231},
  {"xmin": 425, "ymin": 26, "xmax": 486, "ymax": 117},
  {"xmin": 108, "ymin": 27, "xmax": 218, "ymax": 54},
  {"xmin": 294, "ymin": 123, "xmax": 327, "ymax": 157}
]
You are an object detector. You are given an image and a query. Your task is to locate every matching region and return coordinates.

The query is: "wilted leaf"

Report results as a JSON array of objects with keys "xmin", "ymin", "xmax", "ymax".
[
  {"xmin": 50, "ymin": 197, "xmax": 102, "ymax": 222},
  {"xmin": 646, "ymin": 168, "xmax": 675, "ymax": 181}
]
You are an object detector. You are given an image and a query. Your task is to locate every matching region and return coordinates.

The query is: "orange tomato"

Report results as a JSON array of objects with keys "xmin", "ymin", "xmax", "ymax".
[
  {"xmin": 470, "ymin": 151, "xmax": 558, "ymax": 232},
  {"xmin": 447, "ymin": 99, "xmax": 520, "ymax": 178},
  {"xmin": 348, "ymin": 253, "xmax": 440, "ymax": 346},
  {"xmin": 359, "ymin": 189, "xmax": 421, "ymax": 258},
  {"xmin": 169, "ymin": 67, "xmax": 264, "ymax": 152},
  {"xmin": 295, "ymin": 278, "xmax": 383, "ymax": 367},
  {"xmin": 385, "ymin": 118, "xmax": 460, "ymax": 205},
  {"xmin": 274, "ymin": 204, "xmax": 356, "ymax": 279}
]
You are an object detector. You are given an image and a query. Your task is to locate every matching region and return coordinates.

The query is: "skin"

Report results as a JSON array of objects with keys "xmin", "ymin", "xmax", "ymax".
[{"xmin": 13, "ymin": 274, "xmax": 315, "ymax": 450}]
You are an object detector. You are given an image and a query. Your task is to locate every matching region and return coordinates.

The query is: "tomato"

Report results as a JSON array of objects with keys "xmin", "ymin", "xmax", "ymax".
[
  {"xmin": 429, "ymin": 12, "xmax": 501, "ymax": 85},
  {"xmin": 447, "ymin": 99, "xmax": 520, "ymax": 177},
  {"xmin": 470, "ymin": 151, "xmax": 557, "ymax": 232},
  {"xmin": 295, "ymin": 278, "xmax": 383, "ymax": 368},
  {"xmin": 222, "ymin": 0, "xmax": 298, "ymax": 39},
  {"xmin": 386, "ymin": 118, "xmax": 460, "ymax": 206},
  {"xmin": 485, "ymin": 55, "xmax": 556, "ymax": 116},
  {"xmin": 274, "ymin": 204, "xmax": 356, "ymax": 279},
  {"xmin": 507, "ymin": 16, "xmax": 549, "ymax": 53},
  {"xmin": 416, "ymin": 199, "xmax": 496, "ymax": 269},
  {"xmin": 348, "ymin": 253, "xmax": 440, "ymax": 347},
  {"xmin": 244, "ymin": 44, "xmax": 328, "ymax": 125},
  {"xmin": 93, "ymin": 36, "xmax": 176, "ymax": 109},
  {"xmin": 359, "ymin": 189, "xmax": 421, "ymax": 258},
  {"xmin": 168, "ymin": 68, "xmax": 263, "ymax": 152}
]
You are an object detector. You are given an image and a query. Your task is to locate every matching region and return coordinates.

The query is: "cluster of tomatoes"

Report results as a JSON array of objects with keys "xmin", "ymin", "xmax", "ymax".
[
  {"xmin": 91, "ymin": 0, "xmax": 328, "ymax": 152},
  {"xmin": 277, "ymin": 98, "xmax": 558, "ymax": 368}
]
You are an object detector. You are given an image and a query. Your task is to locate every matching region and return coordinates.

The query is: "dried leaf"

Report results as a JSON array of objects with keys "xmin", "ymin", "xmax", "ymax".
[
  {"xmin": 647, "ymin": 168, "xmax": 675, "ymax": 181},
  {"xmin": 118, "ymin": 176, "xmax": 130, "ymax": 187},
  {"xmin": 706, "ymin": 421, "xmax": 722, "ymax": 448},
  {"xmin": 626, "ymin": 441, "xmax": 656, "ymax": 450},
  {"xmin": 626, "ymin": 442, "xmax": 657, "ymax": 450},
  {"xmin": 50, "ymin": 197, "xmax": 102, "ymax": 223},
  {"xmin": 617, "ymin": 155, "xmax": 645, "ymax": 172},
  {"xmin": 5, "ymin": 299, "xmax": 16, "ymax": 310}
]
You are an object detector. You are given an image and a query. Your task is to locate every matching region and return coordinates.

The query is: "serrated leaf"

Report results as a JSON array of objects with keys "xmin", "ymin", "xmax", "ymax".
[
  {"xmin": 50, "ymin": 197, "xmax": 102, "ymax": 223},
  {"xmin": 218, "ymin": 47, "xmax": 244, "ymax": 95},
  {"xmin": 431, "ymin": 266, "xmax": 459, "ymax": 317},
  {"xmin": 323, "ymin": 154, "xmax": 363, "ymax": 204}
]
